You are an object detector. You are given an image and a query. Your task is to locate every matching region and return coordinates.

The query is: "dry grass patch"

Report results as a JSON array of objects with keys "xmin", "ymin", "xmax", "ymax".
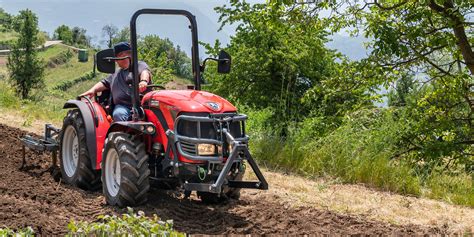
[{"xmin": 244, "ymin": 169, "xmax": 474, "ymax": 234}]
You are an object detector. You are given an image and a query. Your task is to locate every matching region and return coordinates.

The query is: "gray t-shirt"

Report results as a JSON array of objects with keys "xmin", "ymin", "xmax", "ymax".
[{"xmin": 101, "ymin": 61, "xmax": 150, "ymax": 106}]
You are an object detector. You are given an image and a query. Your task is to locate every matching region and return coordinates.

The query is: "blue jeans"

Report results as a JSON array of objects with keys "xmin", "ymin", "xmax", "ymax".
[{"xmin": 112, "ymin": 104, "xmax": 131, "ymax": 121}]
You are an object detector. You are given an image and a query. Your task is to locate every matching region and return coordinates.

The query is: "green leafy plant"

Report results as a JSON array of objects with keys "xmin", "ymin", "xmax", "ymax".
[
  {"xmin": 66, "ymin": 208, "xmax": 184, "ymax": 237},
  {"xmin": 0, "ymin": 227, "xmax": 34, "ymax": 236}
]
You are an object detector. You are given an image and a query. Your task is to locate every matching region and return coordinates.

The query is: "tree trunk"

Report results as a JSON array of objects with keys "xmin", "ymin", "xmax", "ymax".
[{"xmin": 429, "ymin": 0, "xmax": 474, "ymax": 75}]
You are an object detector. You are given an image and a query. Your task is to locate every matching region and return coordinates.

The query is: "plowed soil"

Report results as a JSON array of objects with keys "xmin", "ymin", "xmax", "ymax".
[{"xmin": 0, "ymin": 123, "xmax": 444, "ymax": 235}]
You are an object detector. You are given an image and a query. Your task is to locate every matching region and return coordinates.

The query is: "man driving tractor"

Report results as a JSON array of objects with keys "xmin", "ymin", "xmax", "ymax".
[{"xmin": 80, "ymin": 42, "xmax": 151, "ymax": 121}]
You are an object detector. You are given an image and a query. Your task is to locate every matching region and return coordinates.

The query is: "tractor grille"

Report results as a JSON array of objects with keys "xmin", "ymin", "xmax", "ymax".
[
  {"xmin": 176, "ymin": 112, "xmax": 244, "ymax": 140},
  {"xmin": 180, "ymin": 141, "xmax": 197, "ymax": 155},
  {"xmin": 177, "ymin": 119, "xmax": 217, "ymax": 139}
]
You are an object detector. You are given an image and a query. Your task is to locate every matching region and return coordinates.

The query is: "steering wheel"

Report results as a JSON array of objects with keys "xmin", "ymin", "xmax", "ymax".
[{"xmin": 146, "ymin": 84, "xmax": 166, "ymax": 90}]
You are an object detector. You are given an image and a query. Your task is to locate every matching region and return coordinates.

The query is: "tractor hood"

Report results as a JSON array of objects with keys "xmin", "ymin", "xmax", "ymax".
[{"xmin": 142, "ymin": 90, "xmax": 237, "ymax": 113}]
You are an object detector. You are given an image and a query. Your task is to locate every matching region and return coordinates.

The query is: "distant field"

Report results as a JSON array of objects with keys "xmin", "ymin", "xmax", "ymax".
[
  {"xmin": 0, "ymin": 44, "xmax": 98, "ymax": 122},
  {"xmin": 0, "ymin": 31, "xmax": 18, "ymax": 42},
  {"xmin": 40, "ymin": 45, "xmax": 95, "ymax": 89}
]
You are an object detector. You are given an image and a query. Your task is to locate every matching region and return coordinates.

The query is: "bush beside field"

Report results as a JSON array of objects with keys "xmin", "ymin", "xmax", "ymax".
[{"xmin": 243, "ymin": 106, "xmax": 473, "ymax": 207}]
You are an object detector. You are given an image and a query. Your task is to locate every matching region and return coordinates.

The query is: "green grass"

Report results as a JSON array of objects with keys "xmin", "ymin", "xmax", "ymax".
[
  {"xmin": 38, "ymin": 44, "xmax": 70, "ymax": 60},
  {"xmin": 245, "ymin": 107, "xmax": 473, "ymax": 206},
  {"xmin": 427, "ymin": 173, "xmax": 474, "ymax": 206},
  {"xmin": 40, "ymin": 45, "xmax": 95, "ymax": 89}
]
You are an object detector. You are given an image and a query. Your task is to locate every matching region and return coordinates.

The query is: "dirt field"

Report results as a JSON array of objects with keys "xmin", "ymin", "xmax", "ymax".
[{"xmin": 0, "ymin": 123, "xmax": 446, "ymax": 235}]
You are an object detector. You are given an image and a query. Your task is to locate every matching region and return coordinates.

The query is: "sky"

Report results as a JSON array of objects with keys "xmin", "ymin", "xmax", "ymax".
[
  {"xmin": 0, "ymin": 0, "xmax": 263, "ymax": 56},
  {"xmin": 0, "ymin": 0, "xmax": 367, "ymax": 59}
]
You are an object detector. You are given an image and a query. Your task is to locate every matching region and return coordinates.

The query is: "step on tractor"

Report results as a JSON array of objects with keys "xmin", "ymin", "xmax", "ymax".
[{"xmin": 21, "ymin": 9, "xmax": 268, "ymax": 206}]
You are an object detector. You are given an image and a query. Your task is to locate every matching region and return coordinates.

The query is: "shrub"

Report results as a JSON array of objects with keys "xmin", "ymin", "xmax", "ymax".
[
  {"xmin": 66, "ymin": 208, "xmax": 184, "ymax": 237},
  {"xmin": 0, "ymin": 227, "xmax": 34, "ymax": 236},
  {"xmin": 47, "ymin": 49, "xmax": 73, "ymax": 68},
  {"xmin": 248, "ymin": 108, "xmax": 422, "ymax": 195}
]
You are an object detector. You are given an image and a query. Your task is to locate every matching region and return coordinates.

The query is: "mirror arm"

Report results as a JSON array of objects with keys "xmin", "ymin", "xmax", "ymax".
[
  {"xmin": 103, "ymin": 56, "xmax": 130, "ymax": 62},
  {"xmin": 200, "ymin": 57, "xmax": 230, "ymax": 72}
]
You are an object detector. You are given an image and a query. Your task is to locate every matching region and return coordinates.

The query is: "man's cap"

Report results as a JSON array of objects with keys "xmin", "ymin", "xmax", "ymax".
[{"xmin": 114, "ymin": 42, "xmax": 131, "ymax": 56}]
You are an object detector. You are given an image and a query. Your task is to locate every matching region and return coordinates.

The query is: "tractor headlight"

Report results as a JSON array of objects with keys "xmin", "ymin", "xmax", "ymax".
[
  {"xmin": 146, "ymin": 125, "xmax": 155, "ymax": 134},
  {"xmin": 197, "ymin": 144, "xmax": 216, "ymax": 156}
]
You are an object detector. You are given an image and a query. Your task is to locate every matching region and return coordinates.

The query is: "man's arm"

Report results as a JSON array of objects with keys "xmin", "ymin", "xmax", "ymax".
[
  {"xmin": 80, "ymin": 81, "xmax": 108, "ymax": 97},
  {"xmin": 138, "ymin": 70, "xmax": 151, "ymax": 92}
]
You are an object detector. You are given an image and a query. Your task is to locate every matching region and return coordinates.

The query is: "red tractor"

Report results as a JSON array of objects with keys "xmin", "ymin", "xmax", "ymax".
[{"xmin": 21, "ymin": 9, "xmax": 268, "ymax": 206}]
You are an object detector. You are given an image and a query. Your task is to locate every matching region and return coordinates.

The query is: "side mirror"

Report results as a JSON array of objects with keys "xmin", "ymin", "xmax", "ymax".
[
  {"xmin": 96, "ymin": 49, "xmax": 116, "ymax": 74},
  {"xmin": 217, "ymin": 50, "xmax": 231, "ymax": 74}
]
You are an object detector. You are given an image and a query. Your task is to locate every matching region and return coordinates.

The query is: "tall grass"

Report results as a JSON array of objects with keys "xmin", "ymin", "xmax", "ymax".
[{"xmin": 244, "ymin": 106, "xmax": 473, "ymax": 206}]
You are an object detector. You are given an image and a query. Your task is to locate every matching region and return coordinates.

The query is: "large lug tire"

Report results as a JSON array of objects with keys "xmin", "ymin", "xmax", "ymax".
[
  {"xmin": 59, "ymin": 109, "xmax": 100, "ymax": 190},
  {"xmin": 102, "ymin": 132, "xmax": 150, "ymax": 207}
]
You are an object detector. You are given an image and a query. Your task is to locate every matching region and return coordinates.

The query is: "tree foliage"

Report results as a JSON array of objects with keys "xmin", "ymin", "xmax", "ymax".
[
  {"xmin": 286, "ymin": 0, "xmax": 473, "ymax": 173},
  {"xmin": 387, "ymin": 74, "xmax": 418, "ymax": 107},
  {"xmin": 102, "ymin": 24, "xmax": 118, "ymax": 48},
  {"xmin": 54, "ymin": 24, "xmax": 90, "ymax": 47},
  {"xmin": 138, "ymin": 35, "xmax": 192, "ymax": 83},
  {"xmin": 114, "ymin": 26, "xmax": 131, "ymax": 45},
  {"xmin": 0, "ymin": 8, "xmax": 12, "ymax": 30},
  {"xmin": 205, "ymin": 1, "xmax": 373, "ymax": 131},
  {"xmin": 7, "ymin": 9, "xmax": 45, "ymax": 99},
  {"xmin": 71, "ymin": 26, "xmax": 89, "ymax": 47},
  {"xmin": 54, "ymin": 24, "xmax": 73, "ymax": 44}
]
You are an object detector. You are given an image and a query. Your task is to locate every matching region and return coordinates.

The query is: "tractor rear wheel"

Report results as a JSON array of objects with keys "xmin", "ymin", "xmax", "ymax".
[
  {"xmin": 59, "ymin": 109, "xmax": 100, "ymax": 190},
  {"xmin": 102, "ymin": 132, "xmax": 150, "ymax": 207}
]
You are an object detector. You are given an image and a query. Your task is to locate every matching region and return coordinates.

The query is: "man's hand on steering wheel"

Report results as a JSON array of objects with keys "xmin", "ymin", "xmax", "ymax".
[{"xmin": 139, "ymin": 80, "xmax": 148, "ymax": 93}]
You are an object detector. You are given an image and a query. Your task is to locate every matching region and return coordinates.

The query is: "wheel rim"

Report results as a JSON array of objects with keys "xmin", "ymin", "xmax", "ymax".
[
  {"xmin": 62, "ymin": 125, "xmax": 79, "ymax": 177},
  {"xmin": 105, "ymin": 148, "xmax": 121, "ymax": 197}
]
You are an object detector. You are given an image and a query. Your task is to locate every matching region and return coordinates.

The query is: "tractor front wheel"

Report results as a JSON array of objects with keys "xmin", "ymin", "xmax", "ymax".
[
  {"xmin": 102, "ymin": 132, "xmax": 150, "ymax": 207},
  {"xmin": 59, "ymin": 109, "xmax": 100, "ymax": 190}
]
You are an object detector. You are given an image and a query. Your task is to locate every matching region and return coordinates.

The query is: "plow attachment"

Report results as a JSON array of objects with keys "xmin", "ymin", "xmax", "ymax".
[{"xmin": 20, "ymin": 124, "xmax": 60, "ymax": 171}]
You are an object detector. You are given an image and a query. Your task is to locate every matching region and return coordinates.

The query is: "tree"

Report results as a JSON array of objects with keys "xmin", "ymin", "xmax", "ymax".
[
  {"xmin": 205, "ymin": 1, "xmax": 371, "ymax": 130},
  {"xmin": 297, "ymin": 0, "xmax": 473, "ymax": 172},
  {"xmin": 71, "ymin": 26, "xmax": 90, "ymax": 47},
  {"xmin": 0, "ymin": 8, "xmax": 12, "ymax": 30},
  {"xmin": 138, "ymin": 35, "xmax": 178, "ymax": 83},
  {"xmin": 7, "ymin": 9, "xmax": 44, "ymax": 99},
  {"xmin": 387, "ymin": 74, "xmax": 417, "ymax": 107},
  {"xmin": 54, "ymin": 24, "xmax": 73, "ymax": 44},
  {"xmin": 102, "ymin": 24, "xmax": 118, "ymax": 48},
  {"xmin": 113, "ymin": 26, "xmax": 130, "ymax": 45},
  {"xmin": 54, "ymin": 25, "xmax": 89, "ymax": 47}
]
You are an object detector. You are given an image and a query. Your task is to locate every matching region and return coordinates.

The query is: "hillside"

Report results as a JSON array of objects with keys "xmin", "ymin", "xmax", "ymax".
[
  {"xmin": 0, "ymin": 44, "xmax": 97, "ymax": 122},
  {"xmin": 0, "ymin": 43, "xmax": 195, "ymax": 123}
]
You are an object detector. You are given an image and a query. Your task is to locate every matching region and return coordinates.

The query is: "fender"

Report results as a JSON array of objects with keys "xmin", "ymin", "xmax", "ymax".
[
  {"xmin": 106, "ymin": 121, "xmax": 156, "ymax": 137},
  {"xmin": 63, "ymin": 100, "xmax": 98, "ymax": 169}
]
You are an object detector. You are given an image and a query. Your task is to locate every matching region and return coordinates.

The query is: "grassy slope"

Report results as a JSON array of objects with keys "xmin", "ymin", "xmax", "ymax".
[
  {"xmin": 0, "ymin": 44, "xmax": 99, "ymax": 123},
  {"xmin": 0, "ymin": 30, "xmax": 18, "ymax": 42},
  {"xmin": 0, "ymin": 44, "xmax": 188, "ymax": 123}
]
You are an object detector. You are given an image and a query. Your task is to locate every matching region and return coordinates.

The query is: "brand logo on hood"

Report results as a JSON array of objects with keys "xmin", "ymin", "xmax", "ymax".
[{"xmin": 206, "ymin": 102, "xmax": 221, "ymax": 111}]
